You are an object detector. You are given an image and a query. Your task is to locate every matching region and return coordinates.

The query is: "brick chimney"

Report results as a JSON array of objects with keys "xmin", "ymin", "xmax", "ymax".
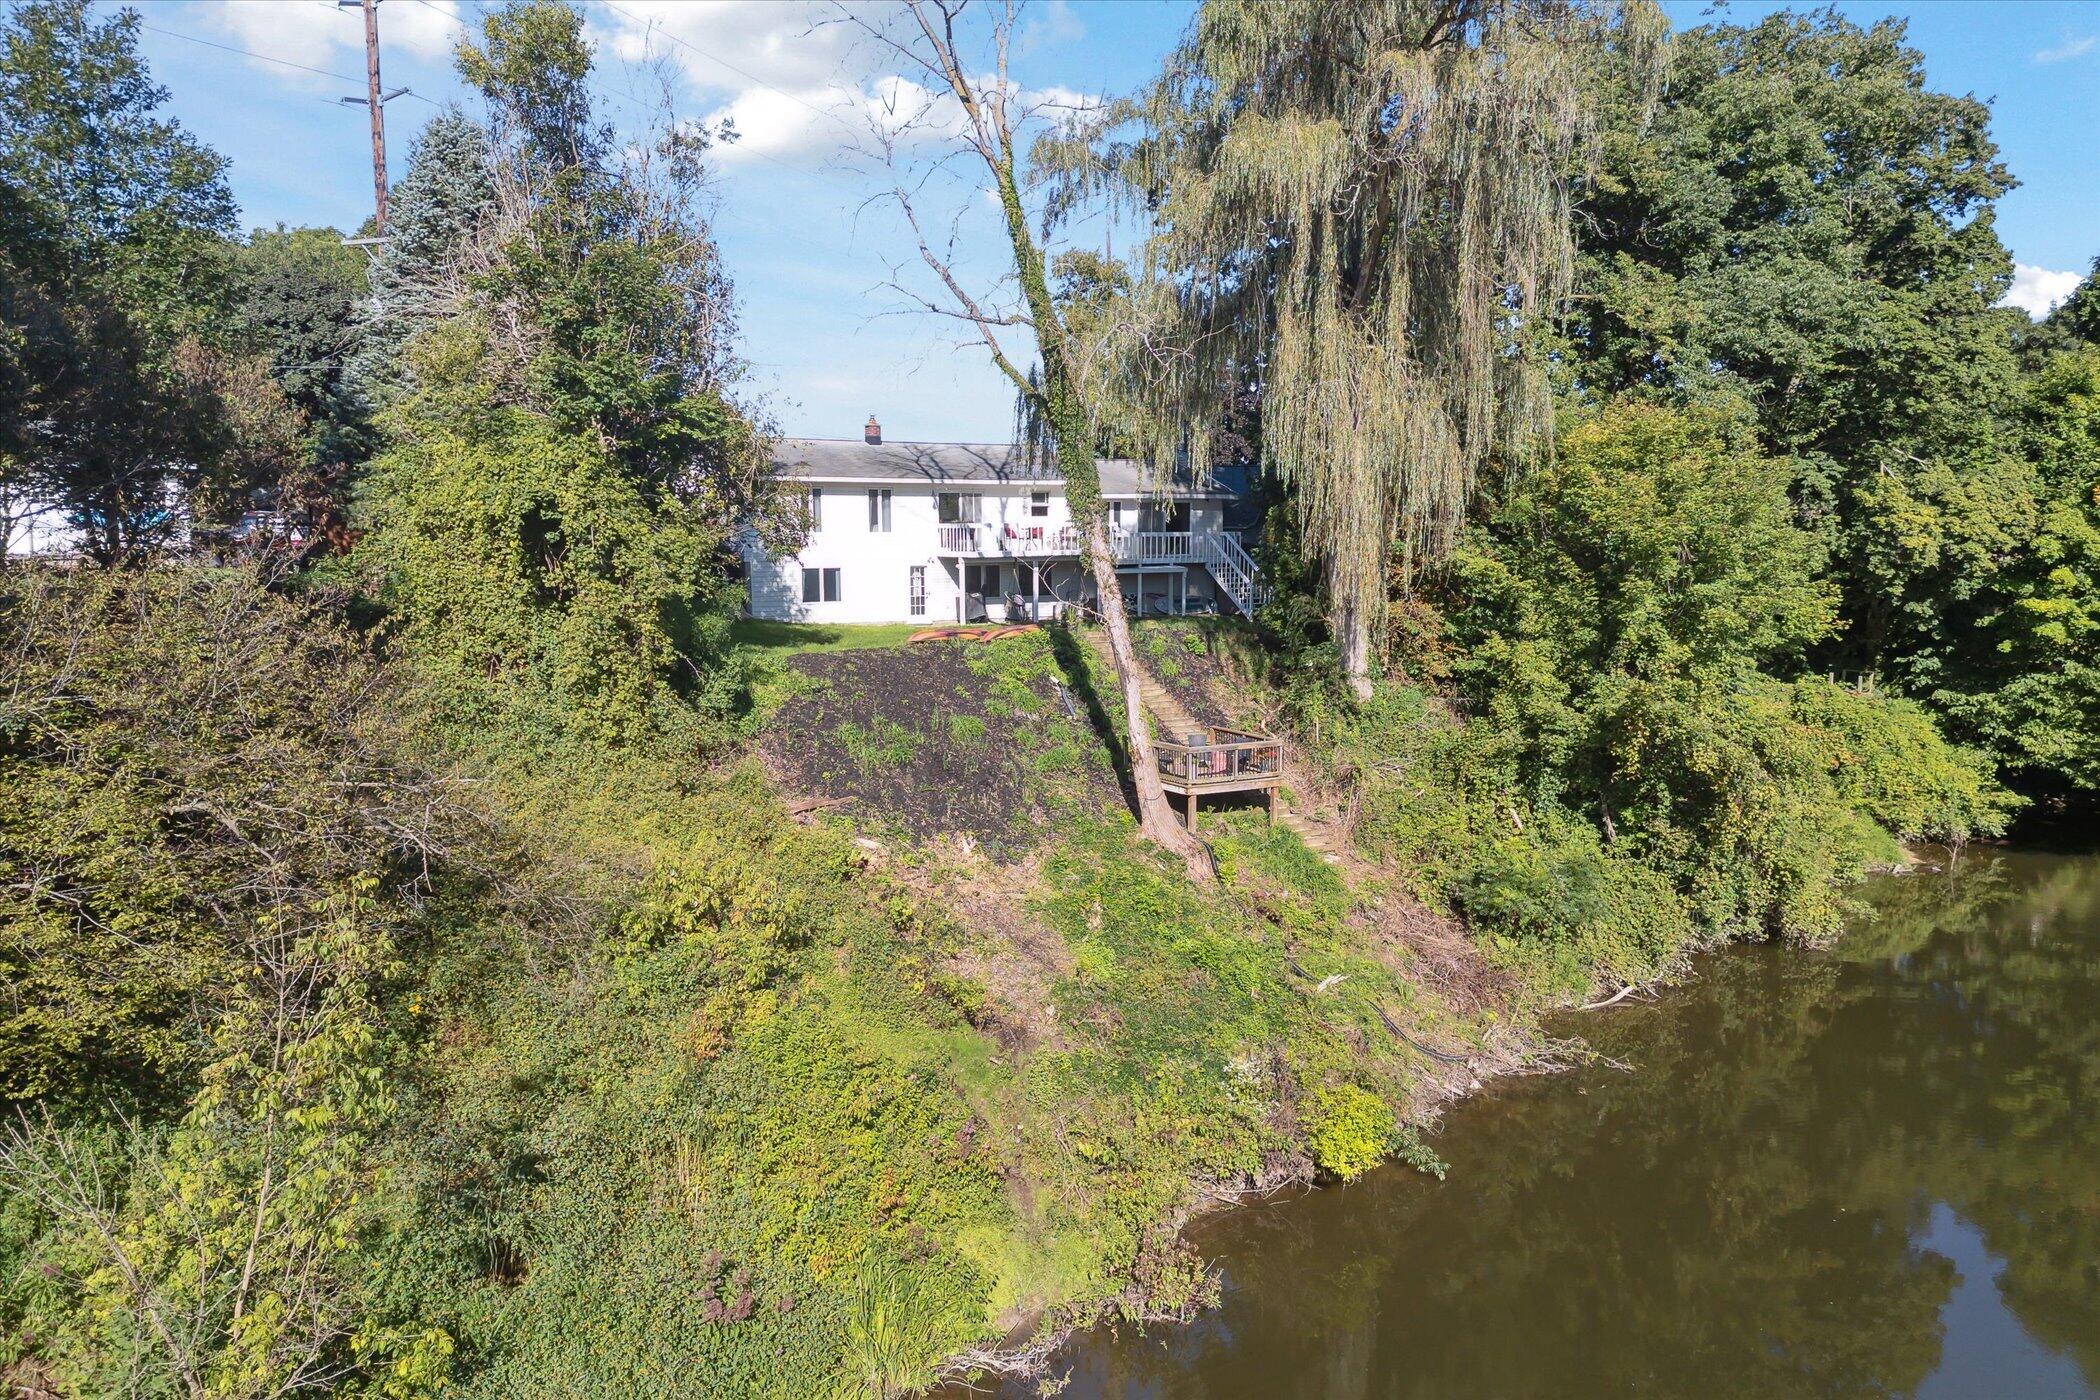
[{"xmin": 864, "ymin": 414, "xmax": 882, "ymax": 445}]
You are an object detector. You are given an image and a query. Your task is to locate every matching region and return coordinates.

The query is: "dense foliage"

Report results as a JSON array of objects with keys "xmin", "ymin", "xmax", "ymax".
[
  {"xmin": 0, "ymin": 0, "xmax": 2089, "ymax": 1396},
  {"xmin": 1566, "ymin": 8, "xmax": 2097, "ymax": 809},
  {"xmin": 359, "ymin": 400, "xmax": 746, "ymax": 737},
  {"xmin": 353, "ymin": 0, "xmax": 782, "ymax": 743},
  {"xmin": 0, "ymin": 569, "xmax": 467, "ymax": 1396},
  {"xmin": 1306, "ymin": 406, "xmax": 2011, "ymax": 991}
]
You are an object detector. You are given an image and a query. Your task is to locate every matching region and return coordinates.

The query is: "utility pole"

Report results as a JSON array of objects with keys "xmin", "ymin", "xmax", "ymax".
[
  {"xmin": 339, "ymin": 0, "xmax": 408, "ymax": 234},
  {"xmin": 360, "ymin": 0, "xmax": 387, "ymax": 230}
]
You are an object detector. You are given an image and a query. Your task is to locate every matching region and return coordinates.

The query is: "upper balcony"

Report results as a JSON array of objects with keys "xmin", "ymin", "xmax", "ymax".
[{"xmin": 935, "ymin": 523, "xmax": 1217, "ymax": 564}]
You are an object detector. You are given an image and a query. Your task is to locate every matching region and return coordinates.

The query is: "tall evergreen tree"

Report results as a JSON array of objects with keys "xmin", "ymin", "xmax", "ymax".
[{"xmin": 346, "ymin": 106, "xmax": 495, "ymax": 412}]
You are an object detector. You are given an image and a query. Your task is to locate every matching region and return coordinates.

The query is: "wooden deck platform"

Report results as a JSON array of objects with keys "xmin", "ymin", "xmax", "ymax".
[{"xmin": 1155, "ymin": 725, "xmax": 1283, "ymax": 830}]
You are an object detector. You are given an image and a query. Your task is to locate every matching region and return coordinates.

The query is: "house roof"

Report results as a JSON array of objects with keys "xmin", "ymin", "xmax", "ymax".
[{"xmin": 772, "ymin": 438, "xmax": 1252, "ymax": 498}]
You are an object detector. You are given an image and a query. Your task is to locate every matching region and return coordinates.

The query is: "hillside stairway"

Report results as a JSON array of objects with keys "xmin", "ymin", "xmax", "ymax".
[{"xmin": 1077, "ymin": 628, "xmax": 1345, "ymax": 865}]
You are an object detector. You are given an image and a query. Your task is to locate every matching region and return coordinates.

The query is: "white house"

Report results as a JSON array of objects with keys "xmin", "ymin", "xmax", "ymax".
[
  {"xmin": 1, "ymin": 493, "xmax": 86, "ymax": 560},
  {"xmin": 742, "ymin": 419, "xmax": 1265, "ymax": 625}
]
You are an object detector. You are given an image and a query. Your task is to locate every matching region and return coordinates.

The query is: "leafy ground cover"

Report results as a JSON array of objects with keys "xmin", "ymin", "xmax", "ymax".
[
  {"xmin": 756, "ymin": 636, "xmax": 1118, "ymax": 855},
  {"xmin": 356, "ymin": 629, "xmax": 1521, "ymax": 1398}
]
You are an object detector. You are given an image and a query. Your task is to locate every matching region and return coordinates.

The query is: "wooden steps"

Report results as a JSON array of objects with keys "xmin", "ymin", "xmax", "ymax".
[
  {"xmin": 1273, "ymin": 805, "xmax": 1345, "ymax": 865},
  {"xmin": 1076, "ymin": 627, "xmax": 1346, "ymax": 866}
]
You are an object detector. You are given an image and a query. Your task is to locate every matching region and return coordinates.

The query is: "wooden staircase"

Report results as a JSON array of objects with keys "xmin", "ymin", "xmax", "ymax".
[{"xmin": 1077, "ymin": 628, "xmax": 1345, "ymax": 865}]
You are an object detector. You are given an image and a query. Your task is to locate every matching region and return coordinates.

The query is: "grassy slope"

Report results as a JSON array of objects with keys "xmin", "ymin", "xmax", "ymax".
[{"xmin": 381, "ymin": 627, "xmax": 1524, "ymax": 1397}]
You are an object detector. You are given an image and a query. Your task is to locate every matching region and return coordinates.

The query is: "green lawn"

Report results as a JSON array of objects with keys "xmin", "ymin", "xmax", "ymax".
[{"xmin": 727, "ymin": 618, "xmax": 928, "ymax": 655}]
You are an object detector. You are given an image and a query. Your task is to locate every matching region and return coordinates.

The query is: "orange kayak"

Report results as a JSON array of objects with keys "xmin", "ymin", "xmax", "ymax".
[{"xmin": 906, "ymin": 624, "xmax": 1040, "ymax": 644}]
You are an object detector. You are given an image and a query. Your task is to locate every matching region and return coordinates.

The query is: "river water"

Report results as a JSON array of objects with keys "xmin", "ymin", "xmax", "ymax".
[{"xmin": 1019, "ymin": 849, "xmax": 2100, "ymax": 1399}]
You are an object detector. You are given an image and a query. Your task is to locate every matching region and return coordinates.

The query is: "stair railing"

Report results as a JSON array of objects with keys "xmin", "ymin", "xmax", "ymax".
[{"xmin": 1198, "ymin": 532, "xmax": 1264, "ymax": 616}]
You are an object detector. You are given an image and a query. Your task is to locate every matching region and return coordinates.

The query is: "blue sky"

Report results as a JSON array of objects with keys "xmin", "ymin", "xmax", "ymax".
[{"xmin": 124, "ymin": 0, "xmax": 2100, "ymax": 444}]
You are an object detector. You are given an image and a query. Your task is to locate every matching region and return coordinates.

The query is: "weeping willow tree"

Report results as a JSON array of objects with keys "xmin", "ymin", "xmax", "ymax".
[{"xmin": 1046, "ymin": 0, "xmax": 1663, "ymax": 696}]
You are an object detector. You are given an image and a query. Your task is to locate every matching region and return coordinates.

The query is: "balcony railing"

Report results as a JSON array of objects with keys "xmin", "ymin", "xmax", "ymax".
[
  {"xmin": 1155, "ymin": 725, "xmax": 1283, "ymax": 792},
  {"xmin": 936, "ymin": 525, "xmax": 1216, "ymax": 563}
]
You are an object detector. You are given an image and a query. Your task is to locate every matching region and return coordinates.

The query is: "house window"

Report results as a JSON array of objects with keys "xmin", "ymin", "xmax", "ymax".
[
  {"xmin": 1109, "ymin": 500, "xmax": 1125, "ymax": 530},
  {"xmin": 1140, "ymin": 500, "xmax": 1189, "ymax": 533},
  {"xmin": 1029, "ymin": 490, "xmax": 1049, "ymax": 518},
  {"xmin": 807, "ymin": 487, "xmax": 823, "ymax": 528},
  {"xmin": 801, "ymin": 567, "xmax": 841, "ymax": 604},
  {"xmin": 963, "ymin": 561, "xmax": 1001, "ymax": 597},
  {"xmin": 937, "ymin": 491, "xmax": 981, "ymax": 524},
  {"xmin": 908, "ymin": 565, "xmax": 927, "ymax": 617},
  {"xmin": 868, "ymin": 488, "xmax": 892, "ymax": 533}
]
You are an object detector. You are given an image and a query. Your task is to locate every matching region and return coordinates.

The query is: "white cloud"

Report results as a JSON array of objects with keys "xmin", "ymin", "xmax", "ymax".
[
  {"xmin": 696, "ymin": 72, "xmax": 964, "ymax": 167},
  {"xmin": 1018, "ymin": 0, "xmax": 1086, "ymax": 57},
  {"xmin": 2034, "ymin": 34, "xmax": 2096, "ymax": 64},
  {"xmin": 2002, "ymin": 264, "xmax": 2084, "ymax": 320},
  {"xmin": 594, "ymin": 2, "xmax": 1094, "ymax": 169},
  {"xmin": 593, "ymin": 1, "xmax": 865, "ymax": 96},
  {"xmin": 200, "ymin": 0, "xmax": 463, "ymax": 89}
]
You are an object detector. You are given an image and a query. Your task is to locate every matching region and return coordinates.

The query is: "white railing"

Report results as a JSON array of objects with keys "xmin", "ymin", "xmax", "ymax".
[
  {"xmin": 1130, "ymin": 531, "xmax": 1192, "ymax": 563},
  {"xmin": 932, "ymin": 524, "xmax": 1266, "ymax": 617},
  {"xmin": 940, "ymin": 522, "xmax": 1086, "ymax": 555},
  {"xmin": 1198, "ymin": 530, "xmax": 1264, "ymax": 616}
]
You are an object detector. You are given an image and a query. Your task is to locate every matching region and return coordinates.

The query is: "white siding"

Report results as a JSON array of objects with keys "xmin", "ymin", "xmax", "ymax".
[
  {"xmin": 743, "ymin": 486, "xmax": 956, "ymax": 624},
  {"xmin": 742, "ymin": 482, "xmax": 1242, "ymax": 624}
]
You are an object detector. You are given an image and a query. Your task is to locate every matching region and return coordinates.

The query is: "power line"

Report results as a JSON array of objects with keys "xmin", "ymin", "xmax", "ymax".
[{"xmin": 139, "ymin": 22, "xmax": 437, "ymax": 105}]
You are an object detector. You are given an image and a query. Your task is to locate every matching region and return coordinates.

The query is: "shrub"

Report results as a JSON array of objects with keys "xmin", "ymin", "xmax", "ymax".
[
  {"xmin": 357, "ymin": 406, "xmax": 745, "ymax": 742},
  {"xmin": 0, "ymin": 567, "xmax": 466, "ymax": 1101},
  {"xmin": 1303, "ymin": 1084, "xmax": 1393, "ymax": 1182},
  {"xmin": 1789, "ymin": 677, "xmax": 2016, "ymax": 841}
]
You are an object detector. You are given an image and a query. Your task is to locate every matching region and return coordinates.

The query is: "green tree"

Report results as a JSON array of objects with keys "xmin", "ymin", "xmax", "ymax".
[
  {"xmin": 347, "ymin": 107, "xmax": 495, "ymax": 413},
  {"xmin": 1570, "ymin": 11, "xmax": 2026, "ymax": 684},
  {"xmin": 1454, "ymin": 404, "xmax": 1836, "ymax": 696},
  {"xmin": 453, "ymin": 2, "xmax": 761, "ymax": 498},
  {"xmin": 1441, "ymin": 403, "xmax": 2006, "ymax": 937},
  {"xmin": 233, "ymin": 225, "xmax": 370, "ymax": 450},
  {"xmin": 357, "ymin": 2, "xmax": 778, "ymax": 739},
  {"xmin": 1058, "ymin": 0, "xmax": 1662, "ymax": 697},
  {"xmin": 2051, "ymin": 256, "xmax": 2100, "ymax": 346},
  {"xmin": 0, "ymin": 0, "xmax": 232, "ymax": 336},
  {"xmin": 0, "ymin": 0, "xmax": 240, "ymax": 562},
  {"xmin": 1935, "ymin": 348, "xmax": 2100, "ymax": 798}
]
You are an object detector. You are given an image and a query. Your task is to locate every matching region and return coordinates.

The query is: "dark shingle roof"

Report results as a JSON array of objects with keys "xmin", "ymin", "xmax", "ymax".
[{"xmin": 772, "ymin": 438, "xmax": 1249, "ymax": 497}]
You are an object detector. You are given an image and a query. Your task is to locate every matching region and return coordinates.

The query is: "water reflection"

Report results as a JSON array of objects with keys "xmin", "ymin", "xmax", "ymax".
[{"xmin": 1019, "ymin": 851, "xmax": 2100, "ymax": 1399}]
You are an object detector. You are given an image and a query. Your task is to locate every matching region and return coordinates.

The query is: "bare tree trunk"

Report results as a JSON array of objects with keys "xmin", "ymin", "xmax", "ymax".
[{"xmin": 1079, "ymin": 506, "xmax": 1211, "ymax": 877}]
